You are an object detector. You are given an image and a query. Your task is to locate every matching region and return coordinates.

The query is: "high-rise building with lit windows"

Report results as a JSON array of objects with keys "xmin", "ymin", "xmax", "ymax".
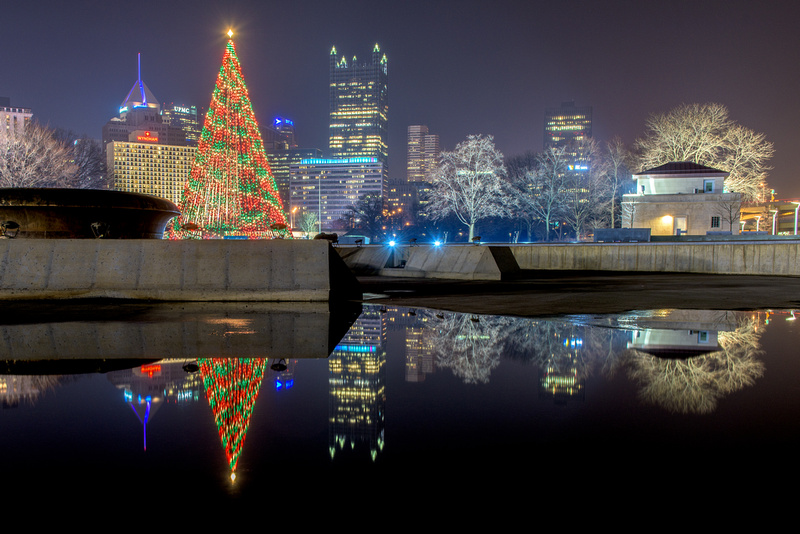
[
  {"xmin": 289, "ymin": 156, "xmax": 386, "ymax": 231},
  {"xmin": 329, "ymin": 44, "xmax": 388, "ymax": 173},
  {"xmin": 544, "ymin": 101, "xmax": 592, "ymax": 175},
  {"xmin": 108, "ymin": 129, "xmax": 196, "ymax": 205},
  {"xmin": 407, "ymin": 125, "xmax": 439, "ymax": 183},
  {"xmin": 161, "ymin": 103, "xmax": 203, "ymax": 146},
  {"xmin": 544, "ymin": 101, "xmax": 592, "ymax": 150}
]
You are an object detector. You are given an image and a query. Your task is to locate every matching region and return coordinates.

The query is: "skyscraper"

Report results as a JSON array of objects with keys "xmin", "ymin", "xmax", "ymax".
[
  {"xmin": 102, "ymin": 54, "xmax": 187, "ymax": 148},
  {"xmin": 407, "ymin": 125, "xmax": 439, "ymax": 183},
  {"xmin": 329, "ymin": 44, "xmax": 388, "ymax": 171},
  {"xmin": 543, "ymin": 101, "xmax": 592, "ymax": 171}
]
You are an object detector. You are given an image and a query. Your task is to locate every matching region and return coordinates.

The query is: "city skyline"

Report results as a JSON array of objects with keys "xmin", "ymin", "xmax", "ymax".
[{"xmin": 2, "ymin": 1, "xmax": 799, "ymax": 196}]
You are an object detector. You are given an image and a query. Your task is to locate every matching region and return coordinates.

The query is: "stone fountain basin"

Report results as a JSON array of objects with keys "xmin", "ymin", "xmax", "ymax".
[{"xmin": 0, "ymin": 188, "xmax": 180, "ymax": 239}]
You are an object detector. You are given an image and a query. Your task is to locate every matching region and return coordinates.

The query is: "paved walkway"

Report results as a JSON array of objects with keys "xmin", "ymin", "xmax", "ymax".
[{"xmin": 357, "ymin": 271, "xmax": 800, "ymax": 317}]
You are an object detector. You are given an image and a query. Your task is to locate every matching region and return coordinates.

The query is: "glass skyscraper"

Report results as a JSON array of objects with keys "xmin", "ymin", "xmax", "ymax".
[{"xmin": 329, "ymin": 44, "xmax": 388, "ymax": 172}]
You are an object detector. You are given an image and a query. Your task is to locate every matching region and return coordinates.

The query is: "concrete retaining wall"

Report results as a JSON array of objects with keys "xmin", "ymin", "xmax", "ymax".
[
  {"xmin": 0, "ymin": 239, "xmax": 360, "ymax": 301},
  {"xmin": 337, "ymin": 241, "xmax": 800, "ymax": 279},
  {"xmin": 509, "ymin": 242, "xmax": 800, "ymax": 276}
]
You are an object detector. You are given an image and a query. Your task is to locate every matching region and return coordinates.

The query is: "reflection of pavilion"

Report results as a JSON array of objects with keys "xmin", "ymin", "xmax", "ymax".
[
  {"xmin": 628, "ymin": 329, "xmax": 720, "ymax": 358},
  {"xmin": 329, "ymin": 309, "xmax": 386, "ymax": 461}
]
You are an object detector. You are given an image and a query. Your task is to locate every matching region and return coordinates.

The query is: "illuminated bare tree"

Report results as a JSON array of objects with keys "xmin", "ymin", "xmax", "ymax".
[
  {"xmin": 563, "ymin": 139, "xmax": 610, "ymax": 240},
  {"xmin": 431, "ymin": 313, "xmax": 509, "ymax": 384},
  {"xmin": 426, "ymin": 134, "xmax": 512, "ymax": 241},
  {"xmin": 0, "ymin": 123, "xmax": 77, "ymax": 187},
  {"xmin": 635, "ymin": 103, "xmax": 773, "ymax": 202},
  {"xmin": 518, "ymin": 146, "xmax": 569, "ymax": 242},
  {"xmin": 624, "ymin": 314, "xmax": 764, "ymax": 414},
  {"xmin": 601, "ymin": 136, "xmax": 634, "ymax": 228},
  {"xmin": 299, "ymin": 211, "xmax": 319, "ymax": 236}
]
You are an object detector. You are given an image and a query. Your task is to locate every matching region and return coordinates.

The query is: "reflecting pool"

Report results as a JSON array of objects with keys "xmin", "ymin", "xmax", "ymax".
[{"xmin": 1, "ymin": 304, "xmax": 798, "ymax": 507}]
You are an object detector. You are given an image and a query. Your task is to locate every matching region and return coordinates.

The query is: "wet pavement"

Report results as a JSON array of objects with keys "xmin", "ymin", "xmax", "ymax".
[{"xmin": 357, "ymin": 271, "xmax": 800, "ymax": 317}]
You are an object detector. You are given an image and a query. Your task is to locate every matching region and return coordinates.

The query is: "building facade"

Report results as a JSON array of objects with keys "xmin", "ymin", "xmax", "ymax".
[
  {"xmin": 1, "ymin": 97, "xmax": 32, "ymax": 139},
  {"xmin": 102, "ymin": 55, "xmax": 188, "ymax": 149},
  {"xmin": 329, "ymin": 45, "xmax": 388, "ymax": 173},
  {"xmin": 161, "ymin": 103, "xmax": 203, "ymax": 146},
  {"xmin": 289, "ymin": 157, "xmax": 386, "ymax": 231},
  {"xmin": 266, "ymin": 147, "xmax": 323, "ymax": 210},
  {"xmin": 544, "ymin": 101, "xmax": 592, "ymax": 171},
  {"xmin": 621, "ymin": 161, "xmax": 740, "ymax": 235},
  {"xmin": 108, "ymin": 129, "xmax": 196, "ymax": 205}
]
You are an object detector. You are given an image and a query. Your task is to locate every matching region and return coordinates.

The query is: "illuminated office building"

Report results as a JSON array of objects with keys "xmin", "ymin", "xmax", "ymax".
[
  {"xmin": 544, "ymin": 101, "xmax": 592, "ymax": 172},
  {"xmin": 289, "ymin": 157, "xmax": 386, "ymax": 231},
  {"xmin": 0, "ymin": 97, "xmax": 32, "ymax": 138},
  {"xmin": 328, "ymin": 308, "xmax": 386, "ymax": 461},
  {"xmin": 107, "ymin": 129, "xmax": 196, "ymax": 204},
  {"xmin": 329, "ymin": 44, "xmax": 388, "ymax": 174},
  {"xmin": 161, "ymin": 103, "xmax": 203, "ymax": 146},
  {"xmin": 272, "ymin": 116, "xmax": 297, "ymax": 148},
  {"xmin": 102, "ymin": 54, "xmax": 188, "ymax": 149},
  {"xmin": 267, "ymin": 147, "xmax": 323, "ymax": 210},
  {"xmin": 406, "ymin": 125, "xmax": 439, "ymax": 214},
  {"xmin": 407, "ymin": 125, "xmax": 439, "ymax": 183}
]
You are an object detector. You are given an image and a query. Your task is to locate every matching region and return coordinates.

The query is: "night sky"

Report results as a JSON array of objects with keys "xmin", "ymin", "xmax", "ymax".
[{"xmin": 3, "ymin": 0, "xmax": 799, "ymax": 195}]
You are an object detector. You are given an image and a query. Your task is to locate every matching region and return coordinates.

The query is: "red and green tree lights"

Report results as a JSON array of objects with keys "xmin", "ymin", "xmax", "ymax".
[
  {"xmin": 171, "ymin": 31, "xmax": 289, "ymax": 239},
  {"xmin": 200, "ymin": 357, "xmax": 268, "ymax": 479}
]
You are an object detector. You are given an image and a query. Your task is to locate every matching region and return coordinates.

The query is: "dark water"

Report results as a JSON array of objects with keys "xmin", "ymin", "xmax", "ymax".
[{"xmin": 1, "ymin": 304, "xmax": 798, "ymax": 510}]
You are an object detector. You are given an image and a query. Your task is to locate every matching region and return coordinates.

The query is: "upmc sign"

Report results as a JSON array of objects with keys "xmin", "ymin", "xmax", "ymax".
[{"xmin": 137, "ymin": 131, "xmax": 159, "ymax": 142}]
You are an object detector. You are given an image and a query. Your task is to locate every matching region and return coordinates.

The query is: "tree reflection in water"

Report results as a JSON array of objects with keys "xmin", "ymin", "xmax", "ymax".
[
  {"xmin": 429, "ymin": 313, "xmax": 511, "ymax": 384},
  {"xmin": 624, "ymin": 315, "xmax": 764, "ymax": 414},
  {"xmin": 421, "ymin": 308, "xmax": 766, "ymax": 413}
]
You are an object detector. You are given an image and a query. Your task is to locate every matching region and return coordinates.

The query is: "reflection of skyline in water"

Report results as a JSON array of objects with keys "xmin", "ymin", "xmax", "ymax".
[{"xmin": 0, "ymin": 305, "xmax": 791, "ymax": 502}]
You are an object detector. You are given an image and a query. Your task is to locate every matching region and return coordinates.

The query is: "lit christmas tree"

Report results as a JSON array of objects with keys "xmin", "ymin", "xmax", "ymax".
[
  {"xmin": 200, "ymin": 357, "xmax": 268, "ymax": 480},
  {"xmin": 171, "ymin": 31, "xmax": 289, "ymax": 239}
]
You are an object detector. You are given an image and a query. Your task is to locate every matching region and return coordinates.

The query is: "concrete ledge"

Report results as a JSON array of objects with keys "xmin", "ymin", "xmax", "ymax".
[
  {"xmin": 338, "ymin": 245, "xmax": 521, "ymax": 280},
  {"xmin": 509, "ymin": 241, "xmax": 800, "ymax": 276},
  {"xmin": 0, "ymin": 239, "xmax": 361, "ymax": 301}
]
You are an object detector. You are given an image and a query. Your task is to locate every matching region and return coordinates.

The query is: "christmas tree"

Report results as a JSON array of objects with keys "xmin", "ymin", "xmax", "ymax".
[
  {"xmin": 200, "ymin": 357, "xmax": 268, "ymax": 478},
  {"xmin": 171, "ymin": 31, "xmax": 289, "ymax": 239}
]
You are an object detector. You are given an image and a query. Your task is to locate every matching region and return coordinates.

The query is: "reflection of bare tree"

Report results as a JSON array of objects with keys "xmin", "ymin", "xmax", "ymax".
[
  {"xmin": 431, "ymin": 314, "xmax": 510, "ymax": 384},
  {"xmin": 625, "ymin": 316, "xmax": 764, "ymax": 414},
  {"xmin": 0, "ymin": 376, "xmax": 61, "ymax": 407}
]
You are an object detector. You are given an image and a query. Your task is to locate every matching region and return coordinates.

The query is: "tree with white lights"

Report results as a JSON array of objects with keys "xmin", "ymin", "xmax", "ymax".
[{"xmin": 426, "ymin": 134, "xmax": 512, "ymax": 241}]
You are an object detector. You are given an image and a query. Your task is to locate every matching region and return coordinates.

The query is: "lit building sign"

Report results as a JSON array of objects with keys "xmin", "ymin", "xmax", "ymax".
[
  {"xmin": 136, "ymin": 131, "xmax": 159, "ymax": 142},
  {"xmin": 174, "ymin": 106, "xmax": 191, "ymax": 114}
]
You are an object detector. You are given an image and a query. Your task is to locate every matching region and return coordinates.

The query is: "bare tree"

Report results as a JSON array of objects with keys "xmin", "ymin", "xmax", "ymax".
[
  {"xmin": 299, "ymin": 211, "xmax": 319, "ymax": 236},
  {"xmin": 0, "ymin": 123, "xmax": 77, "ymax": 188},
  {"xmin": 634, "ymin": 103, "xmax": 773, "ymax": 202},
  {"xmin": 519, "ymin": 147, "xmax": 569, "ymax": 242},
  {"xmin": 54, "ymin": 130, "xmax": 110, "ymax": 189},
  {"xmin": 506, "ymin": 151, "xmax": 539, "ymax": 241},
  {"xmin": 717, "ymin": 197, "xmax": 742, "ymax": 232},
  {"xmin": 349, "ymin": 194, "xmax": 386, "ymax": 242},
  {"xmin": 563, "ymin": 138, "xmax": 610, "ymax": 240},
  {"xmin": 426, "ymin": 134, "xmax": 512, "ymax": 241},
  {"xmin": 601, "ymin": 136, "xmax": 633, "ymax": 228}
]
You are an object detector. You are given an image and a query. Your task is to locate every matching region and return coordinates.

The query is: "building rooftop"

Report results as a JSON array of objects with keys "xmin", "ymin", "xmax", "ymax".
[{"xmin": 635, "ymin": 161, "xmax": 729, "ymax": 177}]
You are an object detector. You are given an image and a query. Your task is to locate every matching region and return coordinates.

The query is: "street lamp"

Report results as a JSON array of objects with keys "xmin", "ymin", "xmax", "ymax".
[
  {"xmin": 770, "ymin": 209, "xmax": 778, "ymax": 235},
  {"xmin": 291, "ymin": 207, "xmax": 298, "ymax": 229}
]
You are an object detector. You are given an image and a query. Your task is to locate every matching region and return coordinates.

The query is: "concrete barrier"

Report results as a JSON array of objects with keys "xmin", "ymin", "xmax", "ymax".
[
  {"xmin": 0, "ymin": 239, "xmax": 361, "ymax": 301},
  {"xmin": 337, "ymin": 241, "xmax": 800, "ymax": 279},
  {"xmin": 509, "ymin": 241, "xmax": 800, "ymax": 276}
]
